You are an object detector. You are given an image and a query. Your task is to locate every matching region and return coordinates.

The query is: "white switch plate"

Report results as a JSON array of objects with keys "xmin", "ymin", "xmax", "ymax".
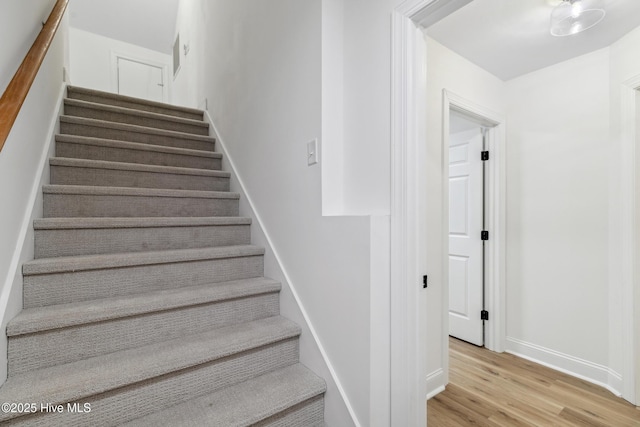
[{"xmin": 307, "ymin": 139, "xmax": 318, "ymax": 166}]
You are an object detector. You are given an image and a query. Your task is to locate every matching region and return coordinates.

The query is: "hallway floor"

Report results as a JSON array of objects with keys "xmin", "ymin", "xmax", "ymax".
[{"xmin": 427, "ymin": 337, "xmax": 640, "ymax": 426}]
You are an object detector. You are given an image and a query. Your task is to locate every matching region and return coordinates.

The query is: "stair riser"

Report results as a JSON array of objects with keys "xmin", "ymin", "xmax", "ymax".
[
  {"xmin": 257, "ymin": 395, "xmax": 325, "ymax": 427},
  {"xmin": 35, "ymin": 224, "xmax": 251, "ymax": 258},
  {"xmin": 60, "ymin": 121, "xmax": 214, "ymax": 152},
  {"xmin": 43, "ymin": 193, "xmax": 239, "ymax": 218},
  {"xmin": 23, "ymin": 255, "xmax": 264, "ymax": 308},
  {"xmin": 4, "ymin": 339, "xmax": 299, "ymax": 427},
  {"xmin": 67, "ymin": 91, "xmax": 203, "ymax": 121},
  {"xmin": 56, "ymin": 141, "xmax": 221, "ymax": 170},
  {"xmin": 50, "ymin": 165, "xmax": 230, "ymax": 192},
  {"xmin": 64, "ymin": 104, "xmax": 209, "ymax": 136},
  {"xmin": 9, "ymin": 293, "xmax": 280, "ymax": 375}
]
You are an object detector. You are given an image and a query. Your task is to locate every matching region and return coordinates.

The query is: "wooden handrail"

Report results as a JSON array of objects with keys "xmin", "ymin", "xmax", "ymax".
[{"xmin": 0, "ymin": 0, "xmax": 68, "ymax": 152}]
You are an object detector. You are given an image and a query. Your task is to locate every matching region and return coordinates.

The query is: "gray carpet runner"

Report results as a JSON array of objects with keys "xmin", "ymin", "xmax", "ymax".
[{"xmin": 0, "ymin": 86, "xmax": 326, "ymax": 426}]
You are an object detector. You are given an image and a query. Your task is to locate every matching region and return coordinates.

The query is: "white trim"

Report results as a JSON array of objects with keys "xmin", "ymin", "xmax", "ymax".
[
  {"xmin": 442, "ymin": 90, "xmax": 507, "ymax": 355},
  {"xmin": 203, "ymin": 111, "xmax": 361, "ymax": 426},
  {"xmin": 0, "ymin": 82, "xmax": 67, "ymax": 384},
  {"xmin": 390, "ymin": 1, "xmax": 472, "ymax": 425},
  {"xmin": 410, "ymin": 0, "xmax": 473, "ymax": 29},
  {"xmin": 426, "ymin": 369, "xmax": 445, "ymax": 399},
  {"xmin": 505, "ymin": 337, "xmax": 623, "ymax": 398},
  {"xmin": 109, "ymin": 50, "xmax": 170, "ymax": 103},
  {"xmin": 390, "ymin": 7, "xmax": 428, "ymax": 427},
  {"xmin": 620, "ymin": 75, "xmax": 640, "ymax": 405}
]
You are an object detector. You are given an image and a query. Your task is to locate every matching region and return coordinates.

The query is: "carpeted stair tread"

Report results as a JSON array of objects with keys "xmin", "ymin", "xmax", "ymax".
[
  {"xmin": 67, "ymin": 85, "xmax": 204, "ymax": 120},
  {"xmin": 65, "ymin": 98, "xmax": 208, "ymax": 129},
  {"xmin": 64, "ymin": 98, "xmax": 210, "ymax": 136},
  {"xmin": 8, "ymin": 277, "xmax": 281, "ymax": 336},
  {"xmin": 55, "ymin": 134, "xmax": 222, "ymax": 170},
  {"xmin": 49, "ymin": 157, "xmax": 230, "ymax": 178},
  {"xmin": 122, "ymin": 363, "xmax": 326, "ymax": 427},
  {"xmin": 23, "ymin": 245, "xmax": 264, "ymax": 276},
  {"xmin": 33, "ymin": 217, "xmax": 253, "ymax": 258},
  {"xmin": 42, "ymin": 184, "xmax": 239, "ymax": 199},
  {"xmin": 55, "ymin": 134, "xmax": 220, "ymax": 160},
  {"xmin": 33, "ymin": 216, "xmax": 251, "ymax": 230},
  {"xmin": 59, "ymin": 116, "xmax": 216, "ymax": 150},
  {"xmin": 50, "ymin": 156, "xmax": 231, "ymax": 190},
  {"xmin": 0, "ymin": 316, "xmax": 301, "ymax": 422}
]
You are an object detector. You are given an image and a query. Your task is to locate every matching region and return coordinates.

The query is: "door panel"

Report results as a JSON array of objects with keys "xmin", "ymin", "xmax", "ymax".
[
  {"xmin": 449, "ymin": 130, "xmax": 484, "ymax": 346},
  {"xmin": 117, "ymin": 57, "xmax": 164, "ymax": 103},
  {"xmin": 449, "ymin": 176, "xmax": 469, "ymax": 235},
  {"xmin": 449, "ymin": 255, "xmax": 469, "ymax": 316}
]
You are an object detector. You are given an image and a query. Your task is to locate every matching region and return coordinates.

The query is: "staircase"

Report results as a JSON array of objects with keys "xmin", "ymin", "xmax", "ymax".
[{"xmin": 0, "ymin": 86, "xmax": 326, "ymax": 426}]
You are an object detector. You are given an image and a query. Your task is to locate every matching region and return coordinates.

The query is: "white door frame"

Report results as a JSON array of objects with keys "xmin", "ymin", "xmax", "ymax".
[
  {"xmin": 619, "ymin": 74, "xmax": 640, "ymax": 405},
  {"xmin": 442, "ymin": 90, "xmax": 506, "ymax": 361},
  {"xmin": 390, "ymin": 0, "xmax": 471, "ymax": 425}
]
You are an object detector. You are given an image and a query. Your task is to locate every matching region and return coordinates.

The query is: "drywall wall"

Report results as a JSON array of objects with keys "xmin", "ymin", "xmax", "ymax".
[
  {"xmin": 320, "ymin": 0, "xmax": 345, "ymax": 215},
  {"xmin": 0, "ymin": 2, "xmax": 68, "ymax": 383},
  {"xmin": 0, "ymin": 0, "xmax": 57, "ymax": 93},
  {"xmin": 68, "ymin": 27, "xmax": 171, "ymax": 98},
  {"xmin": 171, "ymin": 0, "xmax": 205, "ymax": 109},
  {"xmin": 341, "ymin": 0, "xmax": 395, "ymax": 214},
  {"xmin": 424, "ymin": 36, "xmax": 507, "ymax": 394},
  {"xmin": 173, "ymin": 0, "xmax": 379, "ymax": 424},
  {"xmin": 505, "ymin": 49, "xmax": 610, "ymax": 376}
]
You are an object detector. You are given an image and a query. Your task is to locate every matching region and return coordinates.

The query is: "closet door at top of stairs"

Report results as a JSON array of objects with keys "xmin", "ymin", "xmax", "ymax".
[{"xmin": 117, "ymin": 57, "xmax": 165, "ymax": 103}]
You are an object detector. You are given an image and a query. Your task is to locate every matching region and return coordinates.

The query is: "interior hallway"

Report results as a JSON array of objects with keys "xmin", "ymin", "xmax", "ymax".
[{"xmin": 427, "ymin": 337, "xmax": 640, "ymax": 426}]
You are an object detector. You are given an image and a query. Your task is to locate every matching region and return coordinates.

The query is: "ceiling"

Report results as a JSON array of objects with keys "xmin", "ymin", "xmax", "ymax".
[
  {"xmin": 68, "ymin": 0, "xmax": 179, "ymax": 54},
  {"xmin": 426, "ymin": 0, "xmax": 640, "ymax": 81},
  {"xmin": 450, "ymin": 110, "xmax": 482, "ymax": 133}
]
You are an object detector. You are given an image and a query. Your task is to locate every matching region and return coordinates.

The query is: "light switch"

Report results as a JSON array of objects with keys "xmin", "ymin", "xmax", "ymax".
[{"xmin": 307, "ymin": 139, "xmax": 318, "ymax": 166}]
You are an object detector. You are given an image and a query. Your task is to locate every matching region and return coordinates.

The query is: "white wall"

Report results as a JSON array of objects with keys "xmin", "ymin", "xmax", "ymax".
[
  {"xmin": 173, "ymin": 0, "xmax": 381, "ymax": 425},
  {"xmin": 505, "ymin": 48, "xmax": 611, "ymax": 378},
  {"xmin": 68, "ymin": 27, "xmax": 171, "ymax": 98},
  {"xmin": 0, "ymin": 1, "xmax": 68, "ymax": 383},
  {"xmin": 0, "ymin": 0, "xmax": 57, "ymax": 93},
  {"xmin": 424, "ymin": 36, "xmax": 507, "ymax": 394},
  {"xmin": 320, "ymin": 0, "xmax": 345, "ymax": 215},
  {"xmin": 171, "ymin": 0, "xmax": 205, "ymax": 109},
  {"xmin": 340, "ymin": 0, "xmax": 397, "ymax": 215}
]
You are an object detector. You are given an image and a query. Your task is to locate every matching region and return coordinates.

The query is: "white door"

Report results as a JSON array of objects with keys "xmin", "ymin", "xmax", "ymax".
[
  {"xmin": 117, "ymin": 57, "xmax": 165, "ymax": 103},
  {"xmin": 449, "ymin": 129, "xmax": 484, "ymax": 346}
]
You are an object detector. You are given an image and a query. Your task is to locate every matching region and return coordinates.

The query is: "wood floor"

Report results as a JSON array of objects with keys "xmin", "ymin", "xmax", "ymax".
[{"xmin": 427, "ymin": 337, "xmax": 640, "ymax": 426}]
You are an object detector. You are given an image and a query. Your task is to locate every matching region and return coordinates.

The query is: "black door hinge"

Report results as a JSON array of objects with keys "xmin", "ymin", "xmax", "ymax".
[
  {"xmin": 481, "ymin": 151, "xmax": 489, "ymax": 161},
  {"xmin": 423, "ymin": 275, "xmax": 428, "ymax": 289},
  {"xmin": 481, "ymin": 230, "xmax": 489, "ymax": 241},
  {"xmin": 481, "ymin": 310, "xmax": 489, "ymax": 321}
]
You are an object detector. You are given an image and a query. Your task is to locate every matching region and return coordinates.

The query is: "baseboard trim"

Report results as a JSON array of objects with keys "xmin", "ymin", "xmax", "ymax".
[
  {"xmin": 505, "ymin": 337, "xmax": 622, "ymax": 397},
  {"xmin": 426, "ymin": 368, "xmax": 445, "ymax": 400},
  {"xmin": 203, "ymin": 111, "xmax": 361, "ymax": 427}
]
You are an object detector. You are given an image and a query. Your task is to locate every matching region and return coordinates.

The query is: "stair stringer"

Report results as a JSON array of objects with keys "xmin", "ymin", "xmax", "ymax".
[
  {"xmin": 204, "ymin": 111, "xmax": 361, "ymax": 427},
  {"xmin": 0, "ymin": 83, "xmax": 67, "ymax": 385}
]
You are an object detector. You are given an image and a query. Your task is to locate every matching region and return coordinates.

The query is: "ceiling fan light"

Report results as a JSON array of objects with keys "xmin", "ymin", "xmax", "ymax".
[{"xmin": 550, "ymin": 0, "xmax": 606, "ymax": 37}]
